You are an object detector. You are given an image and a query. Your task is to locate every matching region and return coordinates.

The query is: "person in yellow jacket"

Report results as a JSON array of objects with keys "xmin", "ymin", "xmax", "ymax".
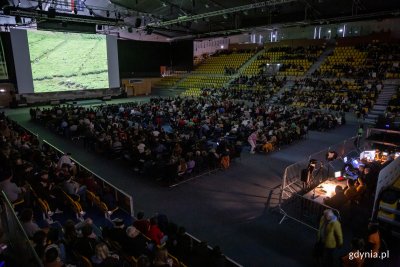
[{"xmin": 316, "ymin": 209, "xmax": 343, "ymax": 267}]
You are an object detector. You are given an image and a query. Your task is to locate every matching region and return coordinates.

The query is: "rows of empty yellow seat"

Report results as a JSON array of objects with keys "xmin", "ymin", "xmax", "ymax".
[
  {"xmin": 318, "ymin": 46, "xmax": 367, "ymax": 77},
  {"xmin": 153, "ymin": 76, "xmax": 183, "ymax": 88},
  {"xmin": 193, "ymin": 52, "xmax": 254, "ymax": 74},
  {"xmin": 242, "ymin": 48, "xmax": 322, "ymax": 76},
  {"xmin": 178, "ymin": 75, "xmax": 230, "ymax": 90},
  {"xmin": 385, "ymin": 72, "xmax": 400, "ymax": 79}
]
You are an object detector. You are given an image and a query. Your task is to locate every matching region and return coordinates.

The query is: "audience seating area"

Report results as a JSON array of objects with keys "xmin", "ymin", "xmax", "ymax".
[
  {"xmin": 242, "ymin": 45, "xmax": 323, "ymax": 77},
  {"xmin": 387, "ymin": 86, "xmax": 400, "ymax": 114},
  {"xmin": 277, "ymin": 78, "xmax": 381, "ymax": 115},
  {"xmin": 316, "ymin": 46, "xmax": 368, "ymax": 78},
  {"xmin": 0, "ymin": 112, "xmax": 240, "ymax": 267},
  {"xmin": 153, "ymin": 76, "xmax": 183, "ymax": 89},
  {"xmin": 363, "ymin": 43, "xmax": 400, "ymax": 79},
  {"xmin": 193, "ymin": 50, "xmax": 254, "ymax": 74},
  {"xmin": 315, "ymin": 42, "xmax": 400, "ymax": 79},
  {"xmin": 229, "ymin": 73, "xmax": 285, "ymax": 93},
  {"xmin": 178, "ymin": 75, "xmax": 230, "ymax": 96}
]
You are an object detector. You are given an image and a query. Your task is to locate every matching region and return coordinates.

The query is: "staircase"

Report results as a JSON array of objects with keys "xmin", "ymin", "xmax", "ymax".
[
  {"xmin": 305, "ymin": 42, "xmax": 335, "ymax": 76},
  {"xmin": 269, "ymin": 80, "xmax": 295, "ymax": 104},
  {"xmin": 224, "ymin": 48, "xmax": 266, "ymax": 87},
  {"xmin": 364, "ymin": 84, "xmax": 398, "ymax": 124}
]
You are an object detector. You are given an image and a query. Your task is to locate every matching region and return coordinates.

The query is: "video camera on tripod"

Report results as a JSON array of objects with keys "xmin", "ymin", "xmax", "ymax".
[{"xmin": 301, "ymin": 159, "xmax": 320, "ymax": 185}]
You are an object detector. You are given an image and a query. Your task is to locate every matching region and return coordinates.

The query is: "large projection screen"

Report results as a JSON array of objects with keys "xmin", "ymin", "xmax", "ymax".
[{"xmin": 11, "ymin": 29, "xmax": 119, "ymax": 94}]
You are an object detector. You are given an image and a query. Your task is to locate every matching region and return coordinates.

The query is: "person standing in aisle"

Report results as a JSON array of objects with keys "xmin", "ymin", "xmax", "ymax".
[{"xmin": 316, "ymin": 209, "xmax": 343, "ymax": 267}]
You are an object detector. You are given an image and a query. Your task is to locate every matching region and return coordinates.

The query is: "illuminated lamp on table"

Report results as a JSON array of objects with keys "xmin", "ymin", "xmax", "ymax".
[
  {"xmin": 335, "ymin": 171, "xmax": 345, "ymax": 181},
  {"xmin": 322, "ymin": 183, "xmax": 337, "ymax": 198}
]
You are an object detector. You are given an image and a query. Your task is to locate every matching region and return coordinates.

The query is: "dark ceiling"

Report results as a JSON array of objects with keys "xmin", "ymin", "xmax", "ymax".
[{"xmin": 112, "ymin": 0, "xmax": 400, "ymax": 37}]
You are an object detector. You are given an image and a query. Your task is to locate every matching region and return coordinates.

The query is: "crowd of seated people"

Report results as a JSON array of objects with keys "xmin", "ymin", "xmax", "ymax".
[
  {"xmin": 200, "ymin": 87, "xmax": 275, "ymax": 103},
  {"xmin": 361, "ymin": 43, "xmax": 400, "ymax": 79},
  {"xmin": 323, "ymin": 161, "xmax": 383, "ymax": 213},
  {"xmin": 277, "ymin": 78, "xmax": 381, "ymax": 115},
  {"xmin": 231, "ymin": 73, "xmax": 286, "ymax": 89},
  {"xmin": 31, "ymin": 91, "xmax": 343, "ymax": 180},
  {"xmin": 258, "ymin": 45, "xmax": 322, "ymax": 62},
  {"xmin": 314, "ymin": 43, "xmax": 400, "ymax": 79},
  {"xmin": 0, "ymin": 112, "xmax": 233, "ymax": 267},
  {"xmin": 387, "ymin": 86, "xmax": 400, "ymax": 114},
  {"xmin": 0, "ymin": 112, "xmax": 120, "ymax": 264}
]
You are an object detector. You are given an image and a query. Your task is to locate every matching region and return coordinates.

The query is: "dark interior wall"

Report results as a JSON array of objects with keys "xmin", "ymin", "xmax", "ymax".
[
  {"xmin": 118, "ymin": 39, "xmax": 194, "ymax": 78},
  {"xmin": 118, "ymin": 39, "xmax": 170, "ymax": 78},
  {"xmin": 170, "ymin": 40, "xmax": 193, "ymax": 71},
  {"xmin": 0, "ymin": 32, "xmax": 16, "ymax": 85}
]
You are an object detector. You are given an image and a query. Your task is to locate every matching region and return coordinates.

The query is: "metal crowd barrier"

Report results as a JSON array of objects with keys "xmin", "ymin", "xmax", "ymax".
[
  {"xmin": 184, "ymin": 232, "xmax": 244, "ymax": 267},
  {"xmin": 279, "ymin": 190, "xmax": 341, "ymax": 230},
  {"xmin": 279, "ymin": 136, "xmax": 358, "ymax": 229},
  {"xmin": 1, "ymin": 192, "xmax": 43, "ymax": 267}
]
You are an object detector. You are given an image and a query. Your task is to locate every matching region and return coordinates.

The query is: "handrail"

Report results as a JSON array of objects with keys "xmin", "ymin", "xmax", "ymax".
[
  {"xmin": 280, "ymin": 189, "xmax": 342, "ymax": 230},
  {"xmin": 42, "ymin": 139, "xmax": 134, "ymax": 217},
  {"xmin": 1, "ymin": 191, "xmax": 43, "ymax": 267},
  {"xmin": 184, "ymin": 232, "xmax": 244, "ymax": 267},
  {"xmin": 42, "ymin": 139, "xmax": 133, "ymax": 198},
  {"xmin": 9, "ymin": 119, "xmax": 135, "ymax": 216}
]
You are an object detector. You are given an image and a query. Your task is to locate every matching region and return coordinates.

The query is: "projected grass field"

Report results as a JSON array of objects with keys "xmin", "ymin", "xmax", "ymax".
[{"xmin": 27, "ymin": 31, "xmax": 108, "ymax": 93}]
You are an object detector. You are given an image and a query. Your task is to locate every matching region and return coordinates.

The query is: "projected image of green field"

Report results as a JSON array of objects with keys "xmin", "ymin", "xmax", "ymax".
[{"xmin": 27, "ymin": 30, "xmax": 109, "ymax": 93}]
